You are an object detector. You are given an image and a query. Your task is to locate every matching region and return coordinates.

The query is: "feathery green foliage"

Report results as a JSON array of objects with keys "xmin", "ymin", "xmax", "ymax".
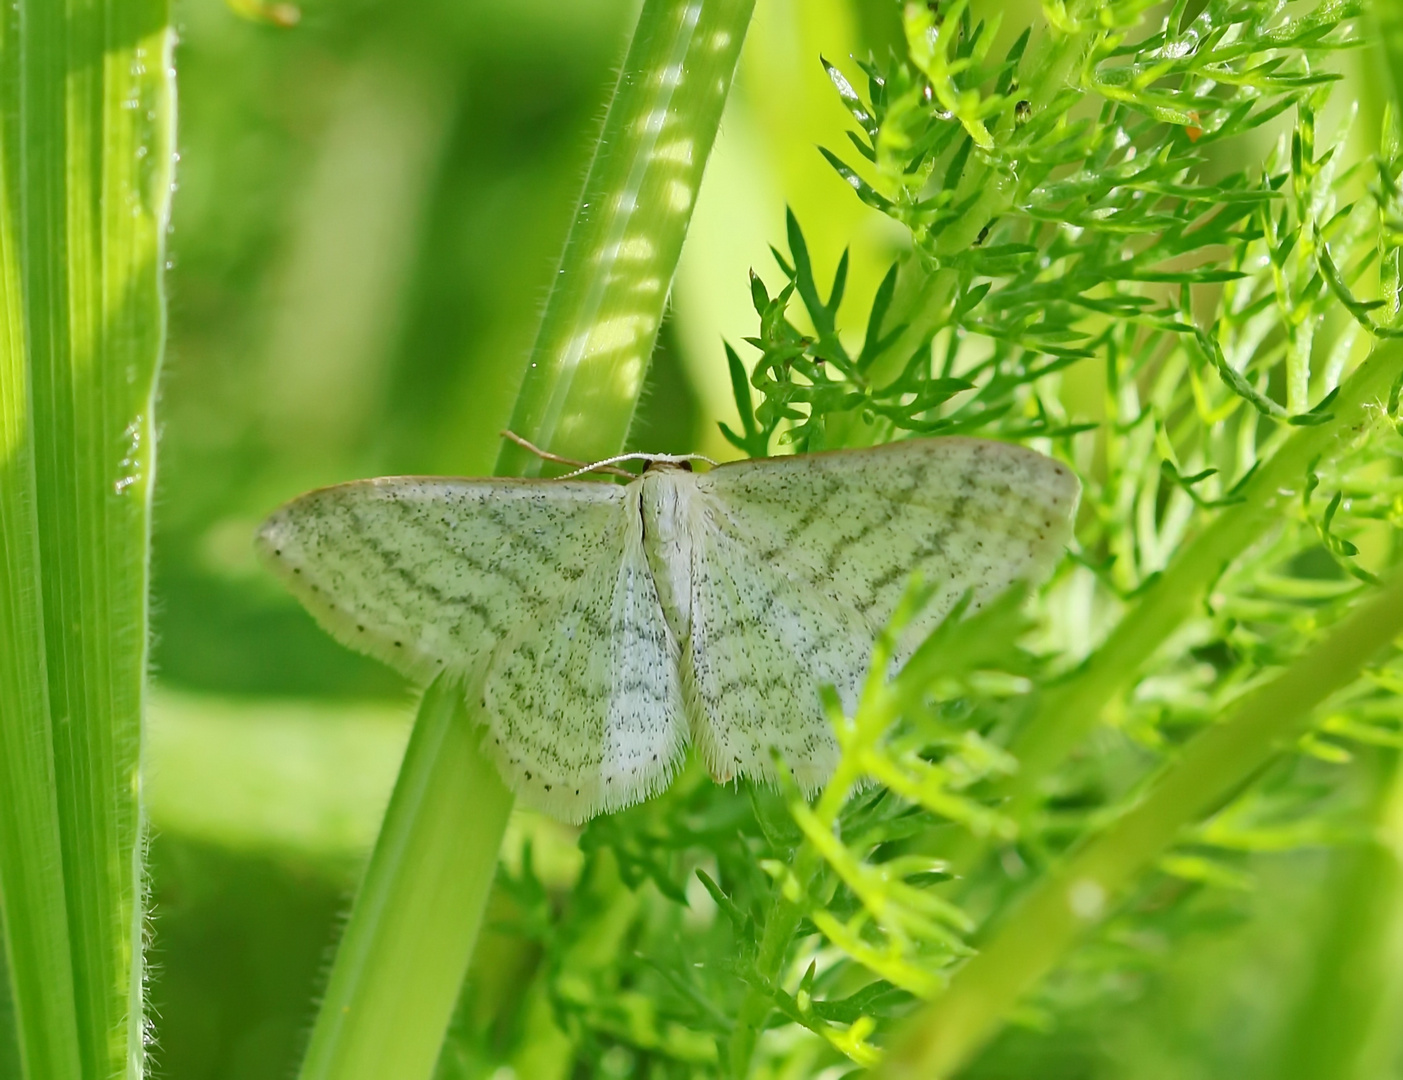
[{"xmin": 467, "ymin": 2, "xmax": 1403, "ymax": 1077}]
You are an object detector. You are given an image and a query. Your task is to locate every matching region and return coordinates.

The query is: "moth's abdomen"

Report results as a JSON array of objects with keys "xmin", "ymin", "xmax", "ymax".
[{"xmin": 639, "ymin": 469, "xmax": 695, "ymax": 646}]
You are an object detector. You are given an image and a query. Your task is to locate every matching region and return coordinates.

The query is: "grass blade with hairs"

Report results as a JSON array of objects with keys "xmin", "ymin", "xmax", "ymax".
[{"xmin": 0, "ymin": 0, "xmax": 175, "ymax": 1077}]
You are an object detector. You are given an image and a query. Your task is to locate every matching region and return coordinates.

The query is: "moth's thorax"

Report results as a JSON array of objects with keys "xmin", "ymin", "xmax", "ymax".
[{"xmin": 639, "ymin": 467, "xmax": 697, "ymax": 643}]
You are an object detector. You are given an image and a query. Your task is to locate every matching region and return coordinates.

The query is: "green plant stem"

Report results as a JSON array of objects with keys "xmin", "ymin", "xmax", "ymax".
[
  {"xmin": 949, "ymin": 342, "xmax": 1403, "ymax": 873},
  {"xmin": 727, "ymin": 896, "xmax": 804, "ymax": 1078},
  {"xmin": 498, "ymin": 0, "xmax": 757, "ymax": 477},
  {"xmin": 880, "ymin": 561, "xmax": 1403, "ymax": 1080},
  {"xmin": 295, "ymin": 2, "xmax": 755, "ymax": 1077},
  {"xmin": 296, "ymin": 680, "xmax": 513, "ymax": 1080},
  {"xmin": 0, "ymin": 1, "xmax": 173, "ymax": 1077}
]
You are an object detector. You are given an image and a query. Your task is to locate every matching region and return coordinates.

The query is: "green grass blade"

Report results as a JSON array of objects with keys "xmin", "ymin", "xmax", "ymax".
[
  {"xmin": 0, "ymin": 0, "xmax": 175, "ymax": 1077},
  {"xmin": 294, "ymin": 2, "xmax": 756, "ymax": 1078},
  {"xmin": 0, "ymin": 44, "xmax": 83, "ymax": 1077}
]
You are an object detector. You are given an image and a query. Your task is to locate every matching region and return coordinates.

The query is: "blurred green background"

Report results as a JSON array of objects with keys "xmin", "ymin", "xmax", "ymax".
[{"xmin": 147, "ymin": 1, "xmax": 1396, "ymax": 1078}]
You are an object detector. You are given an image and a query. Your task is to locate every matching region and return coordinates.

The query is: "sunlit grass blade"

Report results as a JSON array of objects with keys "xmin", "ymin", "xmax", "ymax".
[
  {"xmin": 293, "ymin": 2, "xmax": 757, "ymax": 1077},
  {"xmin": 0, "ymin": 0, "xmax": 175, "ymax": 1077},
  {"xmin": 497, "ymin": 0, "xmax": 758, "ymax": 477},
  {"xmin": 0, "ymin": 114, "xmax": 83, "ymax": 1080}
]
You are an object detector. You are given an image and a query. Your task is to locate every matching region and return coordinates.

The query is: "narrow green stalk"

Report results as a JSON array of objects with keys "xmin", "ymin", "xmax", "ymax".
[
  {"xmin": 295, "ymin": 2, "xmax": 756, "ymax": 1076},
  {"xmin": 499, "ymin": 0, "xmax": 758, "ymax": 476},
  {"xmin": 973, "ymin": 342, "xmax": 1403, "ymax": 856},
  {"xmin": 727, "ymin": 897, "xmax": 803, "ymax": 1078},
  {"xmin": 0, "ymin": 0, "xmax": 174, "ymax": 1077},
  {"xmin": 879, "ymin": 563, "xmax": 1403, "ymax": 1080},
  {"xmin": 296, "ymin": 680, "xmax": 513, "ymax": 1080}
]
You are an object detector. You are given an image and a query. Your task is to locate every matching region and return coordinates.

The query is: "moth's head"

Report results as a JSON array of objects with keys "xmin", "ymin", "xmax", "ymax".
[{"xmin": 642, "ymin": 457, "xmax": 694, "ymax": 474}]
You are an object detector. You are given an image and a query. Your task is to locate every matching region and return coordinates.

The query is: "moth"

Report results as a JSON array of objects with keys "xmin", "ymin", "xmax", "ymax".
[{"xmin": 257, "ymin": 437, "xmax": 1079, "ymax": 822}]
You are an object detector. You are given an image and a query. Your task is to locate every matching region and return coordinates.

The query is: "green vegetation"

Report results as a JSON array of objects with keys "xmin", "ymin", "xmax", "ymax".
[
  {"xmin": 0, "ymin": 1, "xmax": 174, "ymax": 1077},
  {"xmin": 3, "ymin": 1, "xmax": 1402, "ymax": 1078}
]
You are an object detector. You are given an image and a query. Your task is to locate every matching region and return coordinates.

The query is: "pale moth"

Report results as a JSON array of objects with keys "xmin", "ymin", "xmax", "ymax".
[{"xmin": 257, "ymin": 437, "xmax": 1078, "ymax": 823}]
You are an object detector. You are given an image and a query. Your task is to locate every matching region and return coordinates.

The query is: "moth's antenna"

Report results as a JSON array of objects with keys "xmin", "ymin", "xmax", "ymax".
[
  {"xmin": 556, "ymin": 451, "xmax": 719, "ymax": 480},
  {"xmin": 502, "ymin": 429, "xmax": 718, "ymax": 481},
  {"xmin": 499, "ymin": 430, "xmax": 636, "ymax": 480}
]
